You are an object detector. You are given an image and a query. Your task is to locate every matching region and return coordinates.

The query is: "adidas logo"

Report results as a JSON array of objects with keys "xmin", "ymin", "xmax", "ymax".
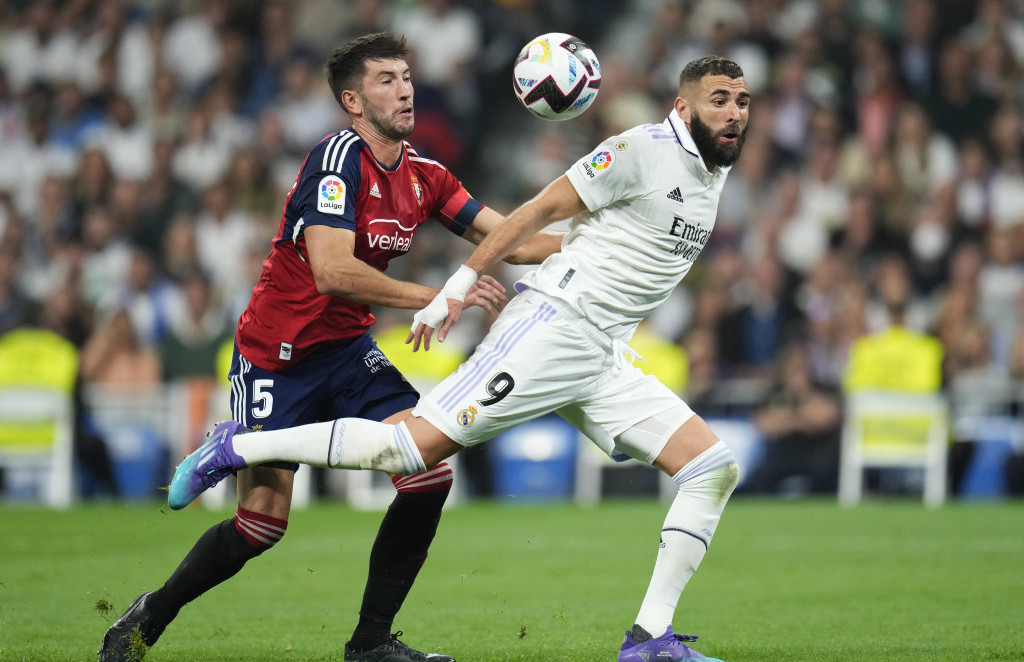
[
  {"xmin": 370, "ymin": 182, "xmax": 381, "ymax": 198},
  {"xmin": 666, "ymin": 187, "xmax": 684, "ymax": 203}
]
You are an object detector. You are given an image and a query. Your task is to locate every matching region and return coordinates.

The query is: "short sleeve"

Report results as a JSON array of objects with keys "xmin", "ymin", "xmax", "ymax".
[
  {"xmin": 295, "ymin": 133, "xmax": 363, "ymax": 231},
  {"xmin": 565, "ymin": 134, "xmax": 646, "ymax": 212}
]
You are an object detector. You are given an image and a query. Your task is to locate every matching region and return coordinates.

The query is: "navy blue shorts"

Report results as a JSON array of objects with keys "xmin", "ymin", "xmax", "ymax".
[{"xmin": 228, "ymin": 333, "xmax": 419, "ymax": 471}]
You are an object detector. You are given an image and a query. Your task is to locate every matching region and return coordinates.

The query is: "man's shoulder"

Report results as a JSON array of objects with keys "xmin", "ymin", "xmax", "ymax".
[
  {"xmin": 405, "ymin": 144, "xmax": 451, "ymax": 174},
  {"xmin": 628, "ymin": 120, "xmax": 678, "ymax": 146},
  {"xmin": 307, "ymin": 129, "xmax": 366, "ymax": 175},
  {"xmin": 588, "ymin": 122, "xmax": 679, "ymax": 164}
]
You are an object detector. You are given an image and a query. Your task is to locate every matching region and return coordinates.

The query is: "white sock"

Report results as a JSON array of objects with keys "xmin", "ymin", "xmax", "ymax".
[
  {"xmin": 634, "ymin": 441, "xmax": 739, "ymax": 636},
  {"xmin": 232, "ymin": 419, "xmax": 427, "ymax": 476}
]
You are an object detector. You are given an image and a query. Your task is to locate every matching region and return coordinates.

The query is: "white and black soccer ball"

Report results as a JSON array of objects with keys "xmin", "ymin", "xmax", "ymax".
[{"xmin": 513, "ymin": 32, "xmax": 601, "ymax": 121}]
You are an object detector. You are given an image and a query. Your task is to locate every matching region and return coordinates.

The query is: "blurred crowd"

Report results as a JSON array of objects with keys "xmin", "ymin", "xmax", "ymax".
[{"xmin": 1, "ymin": 0, "xmax": 1023, "ymax": 496}]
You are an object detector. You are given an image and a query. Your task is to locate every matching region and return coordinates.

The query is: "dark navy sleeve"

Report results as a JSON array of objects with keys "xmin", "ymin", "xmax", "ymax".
[{"xmin": 295, "ymin": 131, "xmax": 363, "ymax": 232}]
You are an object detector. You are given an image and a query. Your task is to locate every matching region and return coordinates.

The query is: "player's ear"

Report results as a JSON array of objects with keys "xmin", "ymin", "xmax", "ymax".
[
  {"xmin": 341, "ymin": 89, "xmax": 361, "ymax": 116},
  {"xmin": 674, "ymin": 95, "xmax": 690, "ymax": 123}
]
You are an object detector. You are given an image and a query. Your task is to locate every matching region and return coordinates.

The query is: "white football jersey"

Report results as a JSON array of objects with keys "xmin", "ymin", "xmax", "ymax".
[{"xmin": 517, "ymin": 111, "xmax": 732, "ymax": 341}]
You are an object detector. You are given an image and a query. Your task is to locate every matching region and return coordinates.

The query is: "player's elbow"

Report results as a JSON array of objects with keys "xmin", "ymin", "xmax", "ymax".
[
  {"xmin": 502, "ymin": 249, "xmax": 530, "ymax": 265},
  {"xmin": 311, "ymin": 265, "xmax": 352, "ymax": 297}
]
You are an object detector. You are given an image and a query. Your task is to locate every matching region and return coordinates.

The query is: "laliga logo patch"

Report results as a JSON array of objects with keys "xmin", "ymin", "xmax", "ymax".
[
  {"xmin": 590, "ymin": 150, "xmax": 613, "ymax": 170},
  {"xmin": 318, "ymin": 175, "xmax": 346, "ymax": 215},
  {"xmin": 456, "ymin": 405, "xmax": 478, "ymax": 427},
  {"xmin": 578, "ymin": 149, "xmax": 614, "ymax": 179}
]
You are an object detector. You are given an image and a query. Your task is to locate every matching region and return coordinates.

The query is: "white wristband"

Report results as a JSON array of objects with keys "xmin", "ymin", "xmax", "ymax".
[
  {"xmin": 411, "ymin": 265, "xmax": 478, "ymax": 332},
  {"xmin": 441, "ymin": 264, "xmax": 478, "ymax": 302}
]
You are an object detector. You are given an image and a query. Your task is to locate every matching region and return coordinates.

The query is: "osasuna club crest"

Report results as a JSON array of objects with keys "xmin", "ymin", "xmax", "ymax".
[{"xmin": 410, "ymin": 175, "xmax": 423, "ymax": 205}]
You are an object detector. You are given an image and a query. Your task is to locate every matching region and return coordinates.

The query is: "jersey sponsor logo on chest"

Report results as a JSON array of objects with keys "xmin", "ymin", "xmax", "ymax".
[
  {"xmin": 667, "ymin": 216, "xmax": 711, "ymax": 259},
  {"xmin": 367, "ymin": 218, "xmax": 415, "ymax": 252}
]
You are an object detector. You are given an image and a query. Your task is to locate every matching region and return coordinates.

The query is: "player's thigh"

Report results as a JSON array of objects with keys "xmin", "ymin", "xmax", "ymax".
[
  {"xmin": 326, "ymin": 333, "xmax": 419, "ymax": 422},
  {"xmin": 413, "ymin": 292, "xmax": 601, "ymax": 447},
  {"xmin": 573, "ymin": 364, "xmax": 703, "ymax": 467}
]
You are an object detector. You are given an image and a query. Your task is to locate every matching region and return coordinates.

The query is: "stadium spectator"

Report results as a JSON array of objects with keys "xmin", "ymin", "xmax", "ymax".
[
  {"xmin": 48, "ymin": 79, "xmax": 106, "ymax": 153},
  {"xmin": 864, "ymin": 253, "xmax": 930, "ymax": 334},
  {"xmin": 192, "ymin": 180, "xmax": 257, "ymax": 307},
  {"xmin": 953, "ymin": 137, "xmax": 996, "ymax": 236},
  {"xmin": 80, "ymin": 308, "xmax": 161, "ymax": 387},
  {"xmin": 720, "ymin": 251, "xmax": 803, "ymax": 377},
  {"xmin": 97, "ymin": 247, "xmax": 179, "ymax": 348},
  {"xmin": 161, "ymin": 0, "xmax": 227, "ymax": 96},
  {"xmin": 91, "ymin": 93, "xmax": 154, "ymax": 182},
  {"xmin": 79, "ymin": 204, "xmax": 131, "ymax": 309},
  {"xmin": 742, "ymin": 342, "xmax": 842, "ymax": 496},
  {"xmin": 268, "ymin": 54, "xmax": 343, "ymax": 153},
  {"xmin": 890, "ymin": 102, "xmax": 958, "ymax": 206},
  {"xmin": 142, "ymin": 68, "xmax": 186, "ymax": 141},
  {"xmin": 392, "ymin": 0, "xmax": 483, "ymax": 121},
  {"xmin": 896, "ymin": 0, "xmax": 939, "ymax": 98},
  {"xmin": 977, "ymin": 228, "xmax": 1024, "ymax": 366},
  {"xmin": 160, "ymin": 270, "xmax": 229, "ymax": 381},
  {"xmin": 172, "ymin": 107, "xmax": 232, "ymax": 192},
  {"xmin": 0, "ymin": 244, "xmax": 29, "ymax": 334},
  {"xmin": 0, "ymin": 0, "xmax": 78, "ymax": 95},
  {"xmin": 925, "ymin": 37, "xmax": 998, "ymax": 144}
]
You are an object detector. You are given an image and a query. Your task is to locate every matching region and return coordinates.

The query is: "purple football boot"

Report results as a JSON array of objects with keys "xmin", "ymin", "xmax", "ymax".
[
  {"xmin": 619, "ymin": 625, "xmax": 725, "ymax": 662},
  {"xmin": 167, "ymin": 420, "xmax": 248, "ymax": 510}
]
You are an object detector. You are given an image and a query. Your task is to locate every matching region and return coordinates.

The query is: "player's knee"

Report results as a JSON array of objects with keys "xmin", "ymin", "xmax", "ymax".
[
  {"xmin": 676, "ymin": 441, "xmax": 739, "ymax": 504},
  {"xmin": 391, "ymin": 461, "xmax": 454, "ymax": 494},
  {"xmin": 233, "ymin": 507, "xmax": 288, "ymax": 554}
]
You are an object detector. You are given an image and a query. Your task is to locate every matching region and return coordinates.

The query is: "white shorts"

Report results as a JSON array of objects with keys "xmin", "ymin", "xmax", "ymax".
[{"xmin": 413, "ymin": 289, "xmax": 695, "ymax": 464}]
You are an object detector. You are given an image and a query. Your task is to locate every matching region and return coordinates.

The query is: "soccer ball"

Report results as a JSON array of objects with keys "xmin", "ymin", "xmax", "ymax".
[{"xmin": 512, "ymin": 32, "xmax": 601, "ymax": 121}]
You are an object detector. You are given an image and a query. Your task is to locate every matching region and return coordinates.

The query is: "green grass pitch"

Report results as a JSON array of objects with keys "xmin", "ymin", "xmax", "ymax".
[{"xmin": 1, "ymin": 498, "xmax": 1022, "ymax": 661}]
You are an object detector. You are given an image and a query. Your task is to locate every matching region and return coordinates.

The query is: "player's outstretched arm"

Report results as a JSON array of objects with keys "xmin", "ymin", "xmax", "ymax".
[
  {"xmin": 304, "ymin": 224, "xmax": 506, "ymax": 312},
  {"xmin": 407, "ymin": 176, "xmax": 586, "ymax": 351},
  {"xmin": 462, "ymin": 206, "xmax": 565, "ymax": 265},
  {"xmin": 464, "ymin": 175, "xmax": 585, "ymax": 274}
]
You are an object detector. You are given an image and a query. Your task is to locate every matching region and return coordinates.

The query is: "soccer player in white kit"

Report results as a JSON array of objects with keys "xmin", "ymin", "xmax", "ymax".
[{"xmin": 171, "ymin": 55, "xmax": 751, "ymax": 662}]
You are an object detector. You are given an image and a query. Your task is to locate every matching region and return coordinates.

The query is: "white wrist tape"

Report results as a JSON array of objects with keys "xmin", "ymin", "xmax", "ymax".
[
  {"xmin": 411, "ymin": 265, "xmax": 478, "ymax": 331},
  {"xmin": 440, "ymin": 264, "xmax": 478, "ymax": 302}
]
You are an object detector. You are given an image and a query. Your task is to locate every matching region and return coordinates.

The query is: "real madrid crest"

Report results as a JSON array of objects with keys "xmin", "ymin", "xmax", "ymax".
[{"xmin": 456, "ymin": 405, "xmax": 478, "ymax": 427}]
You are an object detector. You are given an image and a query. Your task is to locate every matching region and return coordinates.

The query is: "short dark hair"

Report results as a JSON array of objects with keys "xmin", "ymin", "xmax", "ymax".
[
  {"xmin": 324, "ymin": 32, "xmax": 409, "ymax": 107},
  {"xmin": 679, "ymin": 56, "xmax": 744, "ymax": 88}
]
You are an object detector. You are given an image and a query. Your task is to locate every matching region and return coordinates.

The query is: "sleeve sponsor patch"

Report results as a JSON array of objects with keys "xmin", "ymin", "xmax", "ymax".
[
  {"xmin": 317, "ymin": 175, "xmax": 346, "ymax": 215},
  {"xmin": 576, "ymin": 149, "xmax": 614, "ymax": 180}
]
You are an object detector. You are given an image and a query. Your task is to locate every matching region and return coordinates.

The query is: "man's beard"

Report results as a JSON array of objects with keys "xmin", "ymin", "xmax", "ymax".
[
  {"xmin": 362, "ymin": 97, "xmax": 414, "ymax": 141},
  {"xmin": 690, "ymin": 110, "xmax": 746, "ymax": 168}
]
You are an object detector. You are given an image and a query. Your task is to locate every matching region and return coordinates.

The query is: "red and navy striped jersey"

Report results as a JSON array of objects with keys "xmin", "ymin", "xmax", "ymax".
[{"xmin": 237, "ymin": 129, "xmax": 483, "ymax": 371}]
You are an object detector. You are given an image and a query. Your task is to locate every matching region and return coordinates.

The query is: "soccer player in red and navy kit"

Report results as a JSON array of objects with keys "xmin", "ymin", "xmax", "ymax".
[{"xmin": 100, "ymin": 32, "xmax": 562, "ymax": 662}]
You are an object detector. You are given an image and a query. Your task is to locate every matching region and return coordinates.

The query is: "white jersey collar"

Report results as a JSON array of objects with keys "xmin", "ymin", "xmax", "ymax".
[{"xmin": 667, "ymin": 111, "xmax": 731, "ymax": 178}]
